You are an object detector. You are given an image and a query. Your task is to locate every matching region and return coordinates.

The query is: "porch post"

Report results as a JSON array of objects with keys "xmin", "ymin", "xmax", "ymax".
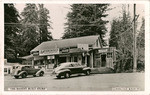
[
  {"xmin": 32, "ymin": 59, "xmax": 34, "ymax": 66},
  {"xmin": 90, "ymin": 52, "xmax": 94, "ymax": 68},
  {"xmin": 85, "ymin": 56, "xmax": 87, "ymax": 66}
]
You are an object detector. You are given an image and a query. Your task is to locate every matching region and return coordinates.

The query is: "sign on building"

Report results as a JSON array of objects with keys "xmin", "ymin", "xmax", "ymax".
[
  {"xmin": 39, "ymin": 48, "xmax": 59, "ymax": 56},
  {"xmin": 47, "ymin": 56, "xmax": 55, "ymax": 59},
  {"xmin": 77, "ymin": 44, "xmax": 89, "ymax": 50}
]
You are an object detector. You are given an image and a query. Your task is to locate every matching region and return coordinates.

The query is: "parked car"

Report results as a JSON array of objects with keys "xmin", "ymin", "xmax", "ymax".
[
  {"xmin": 13, "ymin": 65, "xmax": 45, "ymax": 79},
  {"xmin": 52, "ymin": 62, "xmax": 91, "ymax": 79}
]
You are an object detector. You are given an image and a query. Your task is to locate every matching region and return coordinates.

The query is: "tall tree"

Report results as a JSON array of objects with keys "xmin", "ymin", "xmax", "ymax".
[
  {"xmin": 4, "ymin": 4, "xmax": 21, "ymax": 62},
  {"xmin": 62, "ymin": 4, "xmax": 109, "ymax": 44},
  {"xmin": 137, "ymin": 18, "xmax": 145, "ymax": 70},
  {"xmin": 21, "ymin": 4, "xmax": 40, "ymax": 55},
  {"xmin": 109, "ymin": 6, "xmax": 133, "ymax": 72},
  {"xmin": 20, "ymin": 4, "xmax": 53, "ymax": 56},
  {"xmin": 38, "ymin": 4, "xmax": 53, "ymax": 43}
]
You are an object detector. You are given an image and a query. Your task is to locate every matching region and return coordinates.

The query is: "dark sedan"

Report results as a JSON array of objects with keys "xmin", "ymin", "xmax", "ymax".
[
  {"xmin": 52, "ymin": 62, "xmax": 91, "ymax": 79},
  {"xmin": 13, "ymin": 65, "xmax": 45, "ymax": 79}
]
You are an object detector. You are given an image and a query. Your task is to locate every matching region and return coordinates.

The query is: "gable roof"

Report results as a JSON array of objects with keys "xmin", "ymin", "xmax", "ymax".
[{"xmin": 31, "ymin": 35, "xmax": 100, "ymax": 52}]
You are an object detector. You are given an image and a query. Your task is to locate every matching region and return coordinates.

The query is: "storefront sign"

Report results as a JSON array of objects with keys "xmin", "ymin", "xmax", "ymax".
[
  {"xmin": 98, "ymin": 49, "xmax": 108, "ymax": 53},
  {"xmin": 47, "ymin": 56, "xmax": 55, "ymax": 59},
  {"xmin": 77, "ymin": 44, "xmax": 89, "ymax": 50},
  {"xmin": 32, "ymin": 51, "xmax": 39, "ymax": 56},
  {"xmin": 39, "ymin": 48, "xmax": 59, "ymax": 56},
  {"xmin": 61, "ymin": 48, "xmax": 69, "ymax": 53},
  {"xmin": 34, "ymin": 56, "xmax": 44, "ymax": 60}
]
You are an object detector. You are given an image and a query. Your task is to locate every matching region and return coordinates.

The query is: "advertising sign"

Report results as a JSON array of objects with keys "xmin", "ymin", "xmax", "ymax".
[
  {"xmin": 77, "ymin": 44, "xmax": 89, "ymax": 50},
  {"xmin": 39, "ymin": 48, "xmax": 59, "ymax": 56},
  {"xmin": 47, "ymin": 56, "xmax": 55, "ymax": 59}
]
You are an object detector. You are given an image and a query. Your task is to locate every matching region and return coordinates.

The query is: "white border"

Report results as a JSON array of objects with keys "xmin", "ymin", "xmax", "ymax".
[{"xmin": 1, "ymin": 0, "xmax": 150, "ymax": 95}]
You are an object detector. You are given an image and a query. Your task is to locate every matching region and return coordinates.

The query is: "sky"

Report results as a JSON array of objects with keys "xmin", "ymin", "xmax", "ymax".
[{"xmin": 15, "ymin": 4, "xmax": 145, "ymax": 39}]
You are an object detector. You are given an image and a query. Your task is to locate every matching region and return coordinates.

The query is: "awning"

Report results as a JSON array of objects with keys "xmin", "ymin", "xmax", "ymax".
[{"xmin": 19, "ymin": 55, "xmax": 34, "ymax": 60}]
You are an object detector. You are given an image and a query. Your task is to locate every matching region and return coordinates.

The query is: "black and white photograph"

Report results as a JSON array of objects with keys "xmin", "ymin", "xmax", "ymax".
[{"xmin": 3, "ymin": 2, "xmax": 147, "ymax": 92}]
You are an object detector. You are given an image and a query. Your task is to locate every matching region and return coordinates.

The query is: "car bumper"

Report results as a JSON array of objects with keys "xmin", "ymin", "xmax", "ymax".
[{"xmin": 14, "ymin": 75, "xmax": 20, "ymax": 77}]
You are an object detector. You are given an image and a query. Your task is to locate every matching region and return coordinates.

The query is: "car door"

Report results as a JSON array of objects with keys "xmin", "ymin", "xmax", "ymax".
[
  {"xmin": 76, "ymin": 63, "xmax": 83, "ymax": 73},
  {"xmin": 29, "ymin": 66, "xmax": 39, "ymax": 74},
  {"xmin": 69, "ymin": 63, "xmax": 82, "ymax": 74},
  {"xmin": 67, "ymin": 63, "xmax": 77, "ymax": 74}
]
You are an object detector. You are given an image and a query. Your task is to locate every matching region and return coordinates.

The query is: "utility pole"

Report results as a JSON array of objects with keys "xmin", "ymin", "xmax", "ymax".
[{"xmin": 133, "ymin": 4, "xmax": 137, "ymax": 72}]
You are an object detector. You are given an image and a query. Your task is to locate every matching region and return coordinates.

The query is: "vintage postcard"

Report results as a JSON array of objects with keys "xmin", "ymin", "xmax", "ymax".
[{"xmin": 1, "ymin": 0, "xmax": 150, "ymax": 95}]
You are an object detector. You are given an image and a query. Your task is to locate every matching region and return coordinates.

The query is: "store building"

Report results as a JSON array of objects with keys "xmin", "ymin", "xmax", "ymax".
[
  {"xmin": 4, "ymin": 59, "xmax": 21, "ymax": 75},
  {"xmin": 27, "ymin": 35, "xmax": 116, "ymax": 69}
]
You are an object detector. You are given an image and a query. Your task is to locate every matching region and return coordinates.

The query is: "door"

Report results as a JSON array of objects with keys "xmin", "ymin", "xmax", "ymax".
[{"xmin": 101, "ymin": 54, "xmax": 106, "ymax": 67}]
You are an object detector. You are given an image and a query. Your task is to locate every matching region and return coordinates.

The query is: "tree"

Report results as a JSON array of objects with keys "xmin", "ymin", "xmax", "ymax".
[
  {"xmin": 21, "ymin": 4, "xmax": 40, "ymax": 55},
  {"xmin": 38, "ymin": 4, "xmax": 53, "ymax": 43},
  {"xmin": 4, "ymin": 4, "xmax": 21, "ymax": 62},
  {"xmin": 20, "ymin": 4, "xmax": 53, "ymax": 56},
  {"xmin": 137, "ymin": 18, "xmax": 145, "ymax": 71},
  {"xmin": 62, "ymin": 4, "xmax": 109, "ymax": 44},
  {"xmin": 109, "ymin": 6, "xmax": 134, "ymax": 72}
]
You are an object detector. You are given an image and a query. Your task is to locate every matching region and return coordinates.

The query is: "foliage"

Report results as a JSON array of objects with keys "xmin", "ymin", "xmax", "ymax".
[
  {"xmin": 4, "ymin": 4, "xmax": 53, "ymax": 62},
  {"xmin": 62, "ymin": 4, "xmax": 109, "ymax": 45},
  {"xmin": 137, "ymin": 18, "xmax": 145, "ymax": 71},
  {"xmin": 4, "ymin": 4, "xmax": 21, "ymax": 62},
  {"xmin": 21, "ymin": 4, "xmax": 53, "ymax": 56},
  {"xmin": 21, "ymin": 4, "xmax": 39, "ymax": 55},
  {"xmin": 38, "ymin": 4, "xmax": 53, "ymax": 43},
  {"xmin": 109, "ymin": 7, "xmax": 134, "ymax": 72}
]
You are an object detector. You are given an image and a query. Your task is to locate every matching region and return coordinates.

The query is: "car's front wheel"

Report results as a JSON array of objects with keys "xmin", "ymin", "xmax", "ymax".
[
  {"xmin": 85, "ymin": 70, "xmax": 90, "ymax": 75},
  {"xmin": 39, "ymin": 71, "xmax": 44, "ymax": 76},
  {"xmin": 64, "ymin": 72, "xmax": 70, "ymax": 78},
  {"xmin": 22, "ymin": 73, "xmax": 27, "ymax": 78}
]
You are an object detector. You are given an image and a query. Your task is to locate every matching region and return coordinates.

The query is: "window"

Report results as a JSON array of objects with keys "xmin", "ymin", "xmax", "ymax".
[
  {"xmin": 74, "ymin": 57, "xmax": 77, "ymax": 62},
  {"xmin": 69, "ymin": 64, "xmax": 73, "ymax": 67},
  {"xmin": 107, "ymin": 53, "xmax": 112, "ymax": 58},
  {"xmin": 13, "ymin": 66, "xmax": 15, "ymax": 69},
  {"xmin": 4, "ymin": 68, "xmax": 7, "ymax": 72}
]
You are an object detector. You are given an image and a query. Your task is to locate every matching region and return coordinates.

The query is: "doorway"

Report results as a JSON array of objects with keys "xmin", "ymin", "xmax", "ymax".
[{"xmin": 101, "ymin": 54, "xmax": 106, "ymax": 67}]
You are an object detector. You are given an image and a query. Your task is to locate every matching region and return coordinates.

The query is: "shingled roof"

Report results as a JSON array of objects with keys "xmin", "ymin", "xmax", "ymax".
[{"xmin": 31, "ymin": 35, "xmax": 100, "ymax": 52}]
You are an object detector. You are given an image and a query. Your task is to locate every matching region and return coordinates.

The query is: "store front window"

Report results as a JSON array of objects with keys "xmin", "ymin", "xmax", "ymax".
[
  {"xmin": 59, "ymin": 57, "xmax": 66, "ymax": 63},
  {"xmin": 4, "ymin": 68, "xmax": 7, "ymax": 72},
  {"xmin": 74, "ymin": 57, "xmax": 77, "ymax": 62}
]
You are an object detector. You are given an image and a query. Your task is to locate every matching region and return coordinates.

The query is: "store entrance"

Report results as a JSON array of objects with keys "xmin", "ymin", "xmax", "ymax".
[{"xmin": 101, "ymin": 54, "xmax": 106, "ymax": 67}]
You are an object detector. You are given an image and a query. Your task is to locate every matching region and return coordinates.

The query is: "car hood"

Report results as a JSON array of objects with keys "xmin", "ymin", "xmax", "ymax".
[
  {"xmin": 13, "ymin": 69, "xmax": 21, "ymax": 75},
  {"xmin": 54, "ymin": 66, "xmax": 64, "ymax": 73}
]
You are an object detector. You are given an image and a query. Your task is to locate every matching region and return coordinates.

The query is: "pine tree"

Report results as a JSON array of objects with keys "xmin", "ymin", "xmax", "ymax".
[
  {"xmin": 137, "ymin": 18, "xmax": 145, "ymax": 71},
  {"xmin": 109, "ymin": 6, "xmax": 133, "ymax": 72},
  {"xmin": 21, "ymin": 4, "xmax": 39, "ymax": 55},
  {"xmin": 62, "ymin": 4, "xmax": 109, "ymax": 44},
  {"xmin": 4, "ymin": 4, "xmax": 21, "ymax": 61},
  {"xmin": 20, "ymin": 4, "xmax": 53, "ymax": 56},
  {"xmin": 38, "ymin": 4, "xmax": 53, "ymax": 43}
]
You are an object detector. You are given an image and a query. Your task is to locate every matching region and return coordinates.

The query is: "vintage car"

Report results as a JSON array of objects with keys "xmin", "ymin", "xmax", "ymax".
[
  {"xmin": 13, "ymin": 65, "xmax": 45, "ymax": 79},
  {"xmin": 52, "ymin": 62, "xmax": 91, "ymax": 79}
]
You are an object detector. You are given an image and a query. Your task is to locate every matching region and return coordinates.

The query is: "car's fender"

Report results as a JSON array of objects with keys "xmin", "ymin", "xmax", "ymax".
[
  {"xmin": 83, "ymin": 67, "xmax": 91, "ymax": 71},
  {"xmin": 18, "ymin": 71, "xmax": 28, "ymax": 76},
  {"xmin": 35, "ymin": 69, "xmax": 44, "ymax": 76},
  {"xmin": 56, "ymin": 69, "xmax": 71, "ymax": 75}
]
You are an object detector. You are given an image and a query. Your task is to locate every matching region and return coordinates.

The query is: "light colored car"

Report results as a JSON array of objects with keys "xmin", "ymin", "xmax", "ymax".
[
  {"xmin": 52, "ymin": 62, "xmax": 91, "ymax": 79},
  {"xmin": 13, "ymin": 65, "xmax": 44, "ymax": 79}
]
